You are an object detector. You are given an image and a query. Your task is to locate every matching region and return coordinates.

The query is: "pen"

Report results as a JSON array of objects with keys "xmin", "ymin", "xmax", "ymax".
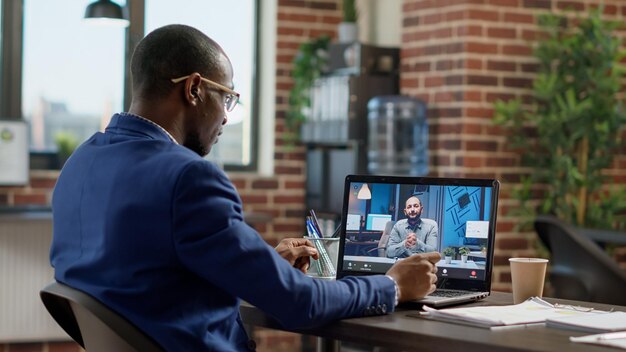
[{"xmin": 596, "ymin": 331, "xmax": 626, "ymax": 341}]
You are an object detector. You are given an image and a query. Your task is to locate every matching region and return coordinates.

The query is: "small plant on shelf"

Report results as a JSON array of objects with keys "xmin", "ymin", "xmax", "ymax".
[
  {"xmin": 458, "ymin": 247, "xmax": 470, "ymax": 256},
  {"xmin": 443, "ymin": 247, "xmax": 455, "ymax": 264}
]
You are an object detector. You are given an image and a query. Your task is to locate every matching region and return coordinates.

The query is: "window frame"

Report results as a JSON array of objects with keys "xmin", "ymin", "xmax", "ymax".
[{"xmin": 1, "ymin": 0, "xmax": 260, "ymax": 172}]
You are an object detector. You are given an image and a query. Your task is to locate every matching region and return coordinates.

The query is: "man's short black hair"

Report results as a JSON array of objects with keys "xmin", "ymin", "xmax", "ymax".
[{"xmin": 130, "ymin": 24, "xmax": 223, "ymax": 100}]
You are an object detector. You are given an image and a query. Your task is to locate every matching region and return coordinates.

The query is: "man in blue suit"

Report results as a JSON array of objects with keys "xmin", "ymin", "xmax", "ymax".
[{"xmin": 51, "ymin": 24, "xmax": 440, "ymax": 351}]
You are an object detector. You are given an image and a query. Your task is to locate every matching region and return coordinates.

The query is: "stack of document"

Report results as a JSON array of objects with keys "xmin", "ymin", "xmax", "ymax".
[
  {"xmin": 570, "ymin": 332, "xmax": 626, "ymax": 350},
  {"xmin": 421, "ymin": 297, "xmax": 605, "ymax": 329},
  {"xmin": 547, "ymin": 311, "xmax": 626, "ymax": 333}
]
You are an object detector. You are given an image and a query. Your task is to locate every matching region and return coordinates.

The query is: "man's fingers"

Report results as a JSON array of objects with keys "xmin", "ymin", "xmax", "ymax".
[
  {"xmin": 422, "ymin": 251, "xmax": 442, "ymax": 263},
  {"xmin": 292, "ymin": 246, "xmax": 319, "ymax": 260}
]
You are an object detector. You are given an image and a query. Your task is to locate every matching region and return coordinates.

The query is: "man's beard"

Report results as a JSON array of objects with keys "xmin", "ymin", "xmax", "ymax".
[{"xmin": 183, "ymin": 131, "xmax": 209, "ymax": 157}]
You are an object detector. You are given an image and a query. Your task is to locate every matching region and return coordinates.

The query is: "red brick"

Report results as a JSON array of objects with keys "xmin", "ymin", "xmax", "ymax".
[
  {"xmin": 496, "ymin": 221, "xmax": 515, "ymax": 232},
  {"xmin": 494, "ymin": 254, "xmax": 511, "ymax": 266},
  {"xmin": 464, "ymin": 59, "xmax": 483, "ymax": 70},
  {"xmin": 468, "ymin": 9, "xmax": 500, "ymax": 22},
  {"xmin": 240, "ymin": 195, "xmax": 269, "ymax": 205},
  {"xmin": 425, "ymin": 76, "xmax": 444, "ymax": 87},
  {"xmin": 523, "ymin": 0, "xmax": 551, "ymax": 9},
  {"xmin": 497, "ymin": 238, "xmax": 529, "ymax": 250},
  {"xmin": 466, "ymin": 107, "xmax": 494, "ymax": 118},
  {"xmin": 274, "ymin": 195, "xmax": 305, "ymax": 204},
  {"xmin": 320, "ymin": 15, "xmax": 341, "ymax": 24},
  {"xmin": 463, "ymin": 156, "xmax": 485, "ymax": 167},
  {"xmin": 465, "ymin": 140, "xmax": 499, "ymax": 151},
  {"xmin": 486, "ymin": 92, "xmax": 516, "ymax": 102},
  {"xmin": 434, "ymin": 155, "xmax": 452, "ymax": 166},
  {"xmin": 487, "ymin": 27, "xmax": 517, "ymax": 39},
  {"xmin": 487, "ymin": 60, "xmax": 517, "ymax": 72},
  {"xmin": 603, "ymin": 5, "xmax": 617, "ymax": 15},
  {"xmin": 502, "ymin": 44, "xmax": 532, "ymax": 56},
  {"xmin": 251, "ymin": 180, "xmax": 279, "ymax": 189},
  {"xmin": 401, "ymin": 78, "xmax": 419, "ymax": 88},
  {"xmin": 277, "ymin": 13, "xmax": 317, "ymax": 22},
  {"xmin": 277, "ymin": 27, "xmax": 305, "ymax": 36},
  {"xmin": 423, "ymin": 13, "xmax": 444, "ymax": 25},
  {"xmin": 309, "ymin": 1, "xmax": 337, "ymax": 10},
  {"xmin": 466, "ymin": 42, "xmax": 499, "ymax": 54},
  {"xmin": 285, "ymin": 180, "xmax": 305, "ymax": 189},
  {"xmin": 29, "ymin": 177, "xmax": 58, "ymax": 189},
  {"xmin": 273, "ymin": 223, "xmax": 304, "ymax": 232},
  {"xmin": 521, "ymin": 63, "xmax": 540, "ymax": 72},
  {"xmin": 463, "ymin": 124, "xmax": 482, "ymax": 134},
  {"xmin": 13, "ymin": 194, "xmax": 47, "ymax": 205},
  {"xmin": 456, "ymin": 25, "xmax": 483, "ymax": 37},
  {"xmin": 438, "ymin": 139, "xmax": 462, "ymax": 150},
  {"xmin": 489, "ymin": 0, "xmax": 520, "ymax": 6},
  {"xmin": 486, "ymin": 156, "xmax": 518, "ymax": 167},
  {"xmin": 503, "ymin": 77, "xmax": 533, "ymax": 88},
  {"xmin": 557, "ymin": 1, "xmax": 584, "ymax": 11},
  {"xmin": 275, "ymin": 166, "xmax": 303, "ymax": 175},
  {"xmin": 464, "ymin": 91, "xmax": 482, "ymax": 102},
  {"xmin": 499, "ymin": 272, "xmax": 512, "ymax": 282},
  {"xmin": 503, "ymin": 12, "xmax": 534, "ymax": 24},
  {"xmin": 467, "ymin": 75, "xmax": 498, "ymax": 86},
  {"xmin": 446, "ymin": 10, "xmax": 466, "ymax": 21},
  {"xmin": 445, "ymin": 75, "xmax": 464, "ymax": 85},
  {"xmin": 430, "ymin": 107, "xmax": 463, "ymax": 118}
]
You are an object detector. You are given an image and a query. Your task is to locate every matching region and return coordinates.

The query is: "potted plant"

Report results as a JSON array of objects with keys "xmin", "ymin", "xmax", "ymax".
[
  {"xmin": 286, "ymin": 35, "xmax": 330, "ymax": 142},
  {"xmin": 459, "ymin": 247, "xmax": 470, "ymax": 264},
  {"xmin": 443, "ymin": 247, "xmax": 455, "ymax": 264},
  {"xmin": 338, "ymin": 0, "xmax": 358, "ymax": 43},
  {"xmin": 493, "ymin": 8, "xmax": 626, "ymax": 231},
  {"xmin": 54, "ymin": 131, "xmax": 79, "ymax": 168}
]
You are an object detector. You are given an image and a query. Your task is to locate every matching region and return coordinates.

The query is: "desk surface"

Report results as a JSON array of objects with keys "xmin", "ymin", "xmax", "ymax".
[{"xmin": 240, "ymin": 292, "xmax": 626, "ymax": 352}]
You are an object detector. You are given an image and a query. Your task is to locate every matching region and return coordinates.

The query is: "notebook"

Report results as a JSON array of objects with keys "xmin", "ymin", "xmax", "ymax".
[{"xmin": 336, "ymin": 175, "xmax": 500, "ymax": 307}]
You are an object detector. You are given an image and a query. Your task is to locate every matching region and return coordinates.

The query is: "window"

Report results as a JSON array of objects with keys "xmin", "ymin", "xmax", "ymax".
[
  {"xmin": 145, "ymin": 0, "xmax": 258, "ymax": 169},
  {"xmin": 2, "ymin": 0, "xmax": 259, "ymax": 171},
  {"xmin": 22, "ymin": 0, "xmax": 126, "ymax": 151}
]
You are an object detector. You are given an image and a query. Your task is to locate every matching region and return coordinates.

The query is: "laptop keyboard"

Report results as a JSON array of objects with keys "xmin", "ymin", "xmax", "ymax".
[{"xmin": 429, "ymin": 289, "xmax": 471, "ymax": 298}]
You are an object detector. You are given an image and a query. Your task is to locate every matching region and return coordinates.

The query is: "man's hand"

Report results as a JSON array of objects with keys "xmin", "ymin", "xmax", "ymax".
[
  {"xmin": 275, "ymin": 238, "xmax": 319, "ymax": 273},
  {"xmin": 405, "ymin": 233, "xmax": 417, "ymax": 248},
  {"xmin": 386, "ymin": 252, "xmax": 441, "ymax": 302}
]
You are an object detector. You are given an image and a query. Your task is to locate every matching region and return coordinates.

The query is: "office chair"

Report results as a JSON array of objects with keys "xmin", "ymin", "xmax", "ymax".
[
  {"xmin": 368, "ymin": 220, "xmax": 396, "ymax": 257},
  {"xmin": 534, "ymin": 215, "xmax": 626, "ymax": 305},
  {"xmin": 40, "ymin": 281, "xmax": 164, "ymax": 352}
]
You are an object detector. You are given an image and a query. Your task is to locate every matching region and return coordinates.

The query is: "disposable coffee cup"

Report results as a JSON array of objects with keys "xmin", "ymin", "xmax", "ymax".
[
  {"xmin": 304, "ymin": 237, "xmax": 339, "ymax": 280},
  {"xmin": 509, "ymin": 258, "xmax": 549, "ymax": 304}
]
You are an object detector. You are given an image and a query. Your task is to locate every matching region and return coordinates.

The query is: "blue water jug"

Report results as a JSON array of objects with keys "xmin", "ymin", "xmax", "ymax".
[{"xmin": 367, "ymin": 96, "xmax": 428, "ymax": 176}]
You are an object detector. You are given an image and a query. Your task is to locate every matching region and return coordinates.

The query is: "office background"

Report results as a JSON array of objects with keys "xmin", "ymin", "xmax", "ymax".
[{"xmin": 1, "ymin": 0, "xmax": 626, "ymax": 351}]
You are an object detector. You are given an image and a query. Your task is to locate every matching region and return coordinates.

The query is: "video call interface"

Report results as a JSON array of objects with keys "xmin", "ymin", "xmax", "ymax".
[{"xmin": 341, "ymin": 181, "xmax": 494, "ymax": 281}]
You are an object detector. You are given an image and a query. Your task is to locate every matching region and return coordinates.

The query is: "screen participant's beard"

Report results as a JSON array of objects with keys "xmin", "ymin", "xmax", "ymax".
[{"xmin": 184, "ymin": 131, "xmax": 209, "ymax": 157}]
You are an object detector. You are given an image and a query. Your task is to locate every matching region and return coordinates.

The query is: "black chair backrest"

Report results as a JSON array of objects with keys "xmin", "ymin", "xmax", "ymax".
[
  {"xmin": 40, "ymin": 281, "xmax": 164, "ymax": 352},
  {"xmin": 534, "ymin": 215, "xmax": 626, "ymax": 305}
]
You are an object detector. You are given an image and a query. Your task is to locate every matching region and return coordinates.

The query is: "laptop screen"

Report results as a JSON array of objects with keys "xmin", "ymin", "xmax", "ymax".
[{"xmin": 337, "ymin": 175, "xmax": 499, "ymax": 288}]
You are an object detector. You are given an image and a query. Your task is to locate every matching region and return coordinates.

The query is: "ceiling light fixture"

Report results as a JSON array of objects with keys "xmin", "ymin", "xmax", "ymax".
[
  {"xmin": 357, "ymin": 183, "xmax": 372, "ymax": 200},
  {"xmin": 84, "ymin": 0, "xmax": 129, "ymax": 27}
]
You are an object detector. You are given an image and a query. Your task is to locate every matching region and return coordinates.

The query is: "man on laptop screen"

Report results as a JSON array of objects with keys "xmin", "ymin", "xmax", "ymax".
[
  {"xmin": 337, "ymin": 175, "xmax": 499, "ymax": 307},
  {"xmin": 386, "ymin": 195, "xmax": 438, "ymax": 258}
]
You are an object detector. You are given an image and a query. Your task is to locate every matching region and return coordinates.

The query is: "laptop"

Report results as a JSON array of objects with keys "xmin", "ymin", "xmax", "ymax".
[{"xmin": 336, "ymin": 174, "xmax": 500, "ymax": 307}]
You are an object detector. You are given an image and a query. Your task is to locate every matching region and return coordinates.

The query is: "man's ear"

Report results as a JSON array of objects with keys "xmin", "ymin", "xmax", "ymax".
[{"xmin": 184, "ymin": 73, "xmax": 204, "ymax": 105}]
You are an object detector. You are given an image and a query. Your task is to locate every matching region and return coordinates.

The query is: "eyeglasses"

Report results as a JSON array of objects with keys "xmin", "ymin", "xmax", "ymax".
[{"xmin": 171, "ymin": 75, "xmax": 240, "ymax": 112}]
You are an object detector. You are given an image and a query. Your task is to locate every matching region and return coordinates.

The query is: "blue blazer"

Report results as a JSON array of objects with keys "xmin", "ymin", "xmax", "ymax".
[{"xmin": 51, "ymin": 113, "xmax": 395, "ymax": 351}]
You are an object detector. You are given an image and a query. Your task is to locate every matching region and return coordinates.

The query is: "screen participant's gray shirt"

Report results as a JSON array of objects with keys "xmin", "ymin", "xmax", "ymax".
[{"xmin": 386, "ymin": 218, "xmax": 438, "ymax": 258}]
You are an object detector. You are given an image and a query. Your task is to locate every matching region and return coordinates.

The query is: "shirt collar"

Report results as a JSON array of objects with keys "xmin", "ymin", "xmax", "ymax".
[{"xmin": 106, "ymin": 112, "xmax": 180, "ymax": 144}]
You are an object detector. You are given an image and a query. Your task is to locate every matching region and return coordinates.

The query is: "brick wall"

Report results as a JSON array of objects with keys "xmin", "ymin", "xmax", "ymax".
[{"xmin": 401, "ymin": 0, "xmax": 626, "ymax": 291}]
